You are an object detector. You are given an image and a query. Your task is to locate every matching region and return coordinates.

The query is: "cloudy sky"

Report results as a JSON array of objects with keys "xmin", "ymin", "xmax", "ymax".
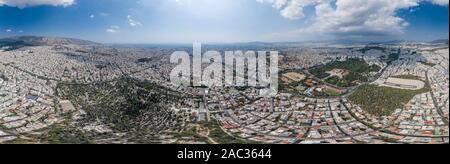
[{"xmin": 0, "ymin": 0, "xmax": 448, "ymax": 43}]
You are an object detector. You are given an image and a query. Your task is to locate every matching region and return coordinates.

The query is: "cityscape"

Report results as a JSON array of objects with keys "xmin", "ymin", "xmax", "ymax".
[{"xmin": 0, "ymin": 0, "xmax": 449, "ymax": 144}]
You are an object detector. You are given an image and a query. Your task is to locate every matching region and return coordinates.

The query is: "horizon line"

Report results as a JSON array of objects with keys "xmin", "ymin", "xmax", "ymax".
[{"xmin": 1, "ymin": 35, "xmax": 449, "ymax": 45}]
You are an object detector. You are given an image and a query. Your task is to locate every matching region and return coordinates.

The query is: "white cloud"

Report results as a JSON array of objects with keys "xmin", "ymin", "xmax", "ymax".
[
  {"xmin": 106, "ymin": 25, "xmax": 120, "ymax": 33},
  {"xmin": 258, "ymin": 0, "xmax": 447, "ymax": 38},
  {"xmin": 106, "ymin": 29, "xmax": 116, "ymax": 33},
  {"xmin": 0, "ymin": 0, "xmax": 75, "ymax": 9},
  {"xmin": 427, "ymin": 0, "xmax": 449, "ymax": 6},
  {"xmin": 89, "ymin": 14, "xmax": 95, "ymax": 19},
  {"xmin": 98, "ymin": 12, "xmax": 110, "ymax": 17},
  {"xmin": 257, "ymin": 0, "xmax": 319, "ymax": 20},
  {"xmin": 311, "ymin": 0, "xmax": 420, "ymax": 35},
  {"xmin": 127, "ymin": 15, "xmax": 142, "ymax": 27},
  {"xmin": 6, "ymin": 29, "xmax": 12, "ymax": 32}
]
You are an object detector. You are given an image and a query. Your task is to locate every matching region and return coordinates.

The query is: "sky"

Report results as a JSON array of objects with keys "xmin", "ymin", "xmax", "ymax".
[{"xmin": 0, "ymin": 0, "xmax": 448, "ymax": 43}]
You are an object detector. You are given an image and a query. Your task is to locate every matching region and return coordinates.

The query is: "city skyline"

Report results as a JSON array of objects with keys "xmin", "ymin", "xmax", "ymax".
[{"xmin": 0, "ymin": 0, "xmax": 449, "ymax": 43}]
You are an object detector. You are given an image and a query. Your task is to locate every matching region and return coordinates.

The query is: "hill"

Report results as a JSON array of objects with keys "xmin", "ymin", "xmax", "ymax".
[
  {"xmin": 0, "ymin": 36, "xmax": 99, "ymax": 50},
  {"xmin": 430, "ymin": 39, "xmax": 449, "ymax": 44}
]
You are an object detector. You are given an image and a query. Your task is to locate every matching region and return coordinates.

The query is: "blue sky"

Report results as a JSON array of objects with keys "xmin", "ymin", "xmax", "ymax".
[{"xmin": 0, "ymin": 0, "xmax": 448, "ymax": 43}]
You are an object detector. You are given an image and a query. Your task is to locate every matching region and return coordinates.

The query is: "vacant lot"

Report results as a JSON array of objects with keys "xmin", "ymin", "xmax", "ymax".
[{"xmin": 281, "ymin": 72, "xmax": 306, "ymax": 84}]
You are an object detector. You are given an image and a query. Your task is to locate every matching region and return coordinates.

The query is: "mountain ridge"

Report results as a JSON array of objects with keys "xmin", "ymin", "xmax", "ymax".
[{"xmin": 0, "ymin": 36, "xmax": 100, "ymax": 47}]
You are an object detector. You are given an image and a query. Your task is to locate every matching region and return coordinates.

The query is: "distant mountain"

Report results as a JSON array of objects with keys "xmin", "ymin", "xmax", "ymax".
[
  {"xmin": 430, "ymin": 39, "xmax": 449, "ymax": 44},
  {"xmin": 0, "ymin": 36, "xmax": 99, "ymax": 47},
  {"xmin": 369, "ymin": 40, "xmax": 407, "ymax": 44}
]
